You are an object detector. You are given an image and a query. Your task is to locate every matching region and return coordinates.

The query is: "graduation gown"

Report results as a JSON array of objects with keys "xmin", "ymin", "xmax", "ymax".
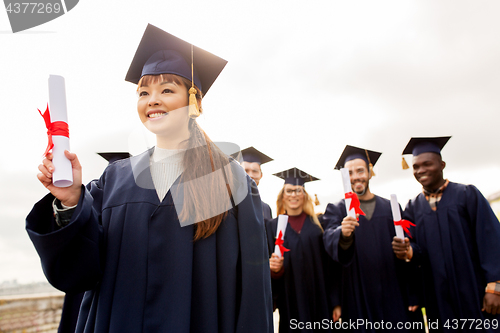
[
  {"xmin": 26, "ymin": 150, "xmax": 273, "ymax": 333},
  {"xmin": 262, "ymin": 201, "xmax": 273, "ymax": 223},
  {"xmin": 322, "ymin": 195, "xmax": 413, "ymax": 332},
  {"xmin": 404, "ymin": 182, "xmax": 500, "ymax": 332},
  {"xmin": 266, "ymin": 215, "xmax": 338, "ymax": 332}
]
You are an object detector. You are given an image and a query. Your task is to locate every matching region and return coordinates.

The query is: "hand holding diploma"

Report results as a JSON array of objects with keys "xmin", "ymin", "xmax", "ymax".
[
  {"xmin": 390, "ymin": 194, "xmax": 415, "ymax": 261},
  {"xmin": 37, "ymin": 75, "xmax": 82, "ymax": 206},
  {"xmin": 39, "ymin": 75, "xmax": 73, "ymax": 187},
  {"xmin": 392, "ymin": 237, "xmax": 412, "ymax": 261},
  {"xmin": 269, "ymin": 253, "xmax": 284, "ymax": 273},
  {"xmin": 38, "ymin": 151, "xmax": 82, "ymax": 207},
  {"xmin": 340, "ymin": 168, "xmax": 361, "ymax": 237},
  {"xmin": 341, "ymin": 215, "xmax": 359, "ymax": 238}
]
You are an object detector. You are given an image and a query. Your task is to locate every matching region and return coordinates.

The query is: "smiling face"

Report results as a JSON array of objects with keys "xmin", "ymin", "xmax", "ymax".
[
  {"xmin": 137, "ymin": 75, "xmax": 190, "ymax": 143},
  {"xmin": 282, "ymin": 184, "xmax": 305, "ymax": 213},
  {"xmin": 241, "ymin": 161, "xmax": 263, "ymax": 185},
  {"xmin": 345, "ymin": 158, "xmax": 371, "ymax": 196},
  {"xmin": 412, "ymin": 152, "xmax": 446, "ymax": 191}
]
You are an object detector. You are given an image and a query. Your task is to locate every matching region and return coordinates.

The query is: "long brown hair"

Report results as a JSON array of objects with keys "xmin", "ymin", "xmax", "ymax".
[
  {"xmin": 276, "ymin": 185, "xmax": 322, "ymax": 231},
  {"xmin": 138, "ymin": 74, "xmax": 233, "ymax": 241}
]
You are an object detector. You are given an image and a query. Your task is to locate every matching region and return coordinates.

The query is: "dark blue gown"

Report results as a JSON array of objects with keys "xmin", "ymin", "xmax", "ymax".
[
  {"xmin": 323, "ymin": 195, "xmax": 414, "ymax": 332},
  {"xmin": 262, "ymin": 201, "xmax": 273, "ymax": 223},
  {"xmin": 266, "ymin": 215, "xmax": 339, "ymax": 332},
  {"xmin": 404, "ymin": 182, "xmax": 500, "ymax": 332},
  {"xmin": 26, "ymin": 150, "xmax": 273, "ymax": 333}
]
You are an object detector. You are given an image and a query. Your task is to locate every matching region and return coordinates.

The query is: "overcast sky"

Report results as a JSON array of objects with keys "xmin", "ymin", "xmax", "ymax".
[{"xmin": 1, "ymin": 0, "xmax": 500, "ymax": 283}]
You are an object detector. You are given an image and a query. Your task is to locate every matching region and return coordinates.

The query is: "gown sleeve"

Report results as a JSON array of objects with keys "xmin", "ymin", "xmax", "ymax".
[
  {"xmin": 322, "ymin": 201, "xmax": 355, "ymax": 265},
  {"xmin": 234, "ymin": 173, "xmax": 274, "ymax": 333},
  {"xmin": 26, "ymin": 178, "xmax": 105, "ymax": 293},
  {"xmin": 465, "ymin": 185, "xmax": 500, "ymax": 283}
]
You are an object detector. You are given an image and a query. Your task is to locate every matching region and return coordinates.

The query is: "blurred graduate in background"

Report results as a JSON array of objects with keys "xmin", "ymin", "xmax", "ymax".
[
  {"xmin": 267, "ymin": 168, "xmax": 340, "ymax": 332},
  {"xmin": 394, "ymin": 137, "xmax": 500, "ymax": 332}
]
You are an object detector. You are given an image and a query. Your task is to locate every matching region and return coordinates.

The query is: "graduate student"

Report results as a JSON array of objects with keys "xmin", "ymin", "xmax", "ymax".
[
  {"xmin": 27, "ymin": 24, "xmax": 273, "ymax": 333},
  {"xmin": 266, "ymin": 168, "xmax": 339, "ymax": 333},
  {"xmin": 322, "ymin": 145, "xmax": 416, "ymax": 332},
  {"xmin": 237, "ymin": 146, "xmax": 274, "ymax": 222},
  {"xmin": 393, "ymin": 137, "xmax": 500, "ymax": 332}
]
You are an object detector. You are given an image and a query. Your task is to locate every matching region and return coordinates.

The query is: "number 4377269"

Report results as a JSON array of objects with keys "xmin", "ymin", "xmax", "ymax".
[
  {"xmin": 5, "ymin": 2, "xmax": 62, "ymax": 14},
  {"xmin": 444, "ymin": 318, "xmax": 498, "ymax": 330}
]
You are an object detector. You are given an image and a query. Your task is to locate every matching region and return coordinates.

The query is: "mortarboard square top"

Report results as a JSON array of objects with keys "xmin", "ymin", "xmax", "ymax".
[
  {"xmin": 403, "ymin": 137, "xmax": 451, "ymax": 156},
  {"xmin": 234, "ymin": 147, "xmax": 273, "ymax": 165},
  {"xmin": 98, "ymin": 152, "xmax": 131, "ymax": 164},
  {"xmin": 334, "ymin": 145, "xmax": 382, "ymax": 170},
  {"xmin": 125, "ymin": 24, "xmax": 227, "ymax": 95},
  {"xmin": 273, "ymin": 168, "xmax": 319, "ymax": 187}
]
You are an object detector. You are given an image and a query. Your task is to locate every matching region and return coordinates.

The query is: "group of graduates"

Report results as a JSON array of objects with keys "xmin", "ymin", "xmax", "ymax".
[
  {"xmin": 239, "ymin": 140, "xmax": 500, "ymax": 333},
  {"xmin": 26, "ymin": 24, "xmax": 500, "ymax": 333}
]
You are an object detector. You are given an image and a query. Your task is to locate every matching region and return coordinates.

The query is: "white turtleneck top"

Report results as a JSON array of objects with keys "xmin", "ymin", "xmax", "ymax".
[{"xmin": 149, "ymin": 147, "xmax": 186, "ymax": 201}]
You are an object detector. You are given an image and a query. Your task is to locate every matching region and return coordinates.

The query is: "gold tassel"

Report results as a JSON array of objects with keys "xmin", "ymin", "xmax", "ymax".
[
  {"xmin": 188, "ymin": 44, "xmax": 200, "ymax": 119},
  {"xmin": 365, "ymin": 150, "xmax": 375, "ymax": 177},
  {"xmin": 188, "ymin": 87, "xmax": 200, "ymax": 118},
  {"xmin": 369, "ymin": 163, "xmax": 375, "ymax": 177},
  {"xmin": 314, "ymin": 194, "xmax": 320, "ymax": 206},
  {"xmin": 402, "ymin": 157, "xmax": 409, "ymax": 170}
]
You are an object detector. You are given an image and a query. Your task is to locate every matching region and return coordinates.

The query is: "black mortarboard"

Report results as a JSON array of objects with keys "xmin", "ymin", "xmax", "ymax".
[
  {"xmin": 273, "ymin": 168, "xmax": 319, "ymax": 187},
  {"xmin": 97, "ymin": 152, "xmax": 131, "ymax": 164},
  {"xmin": 125, "ymin": 24, "xmax": 227, "ymax": 95},
  {"xmin": 234, "ymin": 147, "xmax": 273, "ymax": 165},
  {"xmin": 334, "ymin": 145, "xmax": 382, "ymax": 170},
  {"xmin": 402, "ymin": 137, "xmax": 451, "ymax": 156}
]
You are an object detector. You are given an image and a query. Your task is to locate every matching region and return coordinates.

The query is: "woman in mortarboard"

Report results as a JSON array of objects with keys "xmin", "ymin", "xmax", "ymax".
[
  {"xmin": 27, "ymin": 24, "xmax": 273, "ymax": 333},
  {"xmin": 266, "ymin": 168, "xmax": 340, "ymax": 332}
]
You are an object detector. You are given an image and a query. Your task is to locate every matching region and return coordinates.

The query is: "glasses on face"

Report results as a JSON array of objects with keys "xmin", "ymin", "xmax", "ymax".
[{"xmin": 284, "ymin": 188, "xmax": 304, "ymax": 196}]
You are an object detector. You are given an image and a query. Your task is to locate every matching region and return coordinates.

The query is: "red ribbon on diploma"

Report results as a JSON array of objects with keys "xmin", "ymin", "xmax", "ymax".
[
  {"xmin": 275, "ymin": 230, "xmax": 290, "ymax": 257},
  {"xmin": 394, "ymin": 219, "xmax": 416, "ymax": 238},
  {"xmin": 345, "ymin": 192, "xmax": 365, "ymax": 219},
  {"xmin": 38, "ymin": 104, "xmax": 69, "ymax": 157}
]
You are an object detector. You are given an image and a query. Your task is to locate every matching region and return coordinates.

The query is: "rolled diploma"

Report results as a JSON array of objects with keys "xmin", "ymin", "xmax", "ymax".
[
  {"xmin": 49, "ymin": 75, "xmax": 73, "ymax": 188},
  {"xmin": 390, "ymin": 194, "xmax": 405, "ymax": 240},
  {"xmin": 274, "ymin": 214, "xmax": 289, "ymax": 257},
  {"xmin": 340, "ymin": 168, "xmax": 356, "ymax": 219}
]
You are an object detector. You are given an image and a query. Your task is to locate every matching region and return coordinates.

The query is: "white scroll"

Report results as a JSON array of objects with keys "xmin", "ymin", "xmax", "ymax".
[
  {"xmin": 390, "ymin": 194, "xmax": 405, "ymax": 240},
  {"xmin": 341, "ymin": 168, "xmax": 356, "ymax": 219},
  {"xmin": 48, "ymin": 75, "xmax": 73, "ymax": 187},
  {"xmin": 274, "ymin": 214, "xmax": 289, "ymax": 257}
]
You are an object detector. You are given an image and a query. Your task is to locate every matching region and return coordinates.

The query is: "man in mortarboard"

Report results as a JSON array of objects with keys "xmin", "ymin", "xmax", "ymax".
[
  {"xmin": 322, "ymin": 145, "xmax": 416, "ymax": 332},
  {"xmin": 237, "ymin": 147, "xmax": 274, "ymax": 222},
  {"xmin": 393, "ymin": 137, "xmax": 500, "ymax": 331}
]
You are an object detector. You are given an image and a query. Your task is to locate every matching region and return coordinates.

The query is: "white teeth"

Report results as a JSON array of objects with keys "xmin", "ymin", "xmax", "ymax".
[{"xmin": 148, "ymin": 112, "xmax": 166, "ymax": 118}]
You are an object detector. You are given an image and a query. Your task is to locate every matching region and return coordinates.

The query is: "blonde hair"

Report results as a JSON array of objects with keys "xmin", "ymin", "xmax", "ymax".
[
  {"xmin": 138, "ymin": 74, "xmax": 233, "ymax": 241},
  {"xmin": 276, "ymin": 185, "xmax": 322, "ymax": 231}
]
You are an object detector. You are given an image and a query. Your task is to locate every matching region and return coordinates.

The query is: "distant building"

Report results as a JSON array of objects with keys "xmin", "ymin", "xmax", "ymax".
[{"xmin": 0, "ymin": 280, "xmax": 63, "ymax": 332}]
